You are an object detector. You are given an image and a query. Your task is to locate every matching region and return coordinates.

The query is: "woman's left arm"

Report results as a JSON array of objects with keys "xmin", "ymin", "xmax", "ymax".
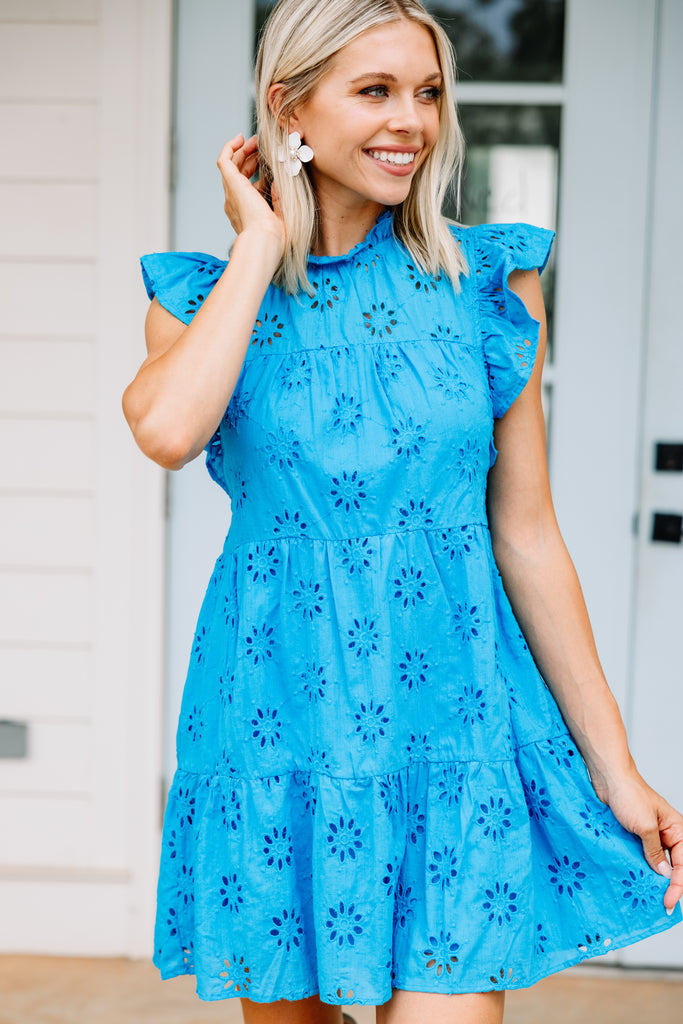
[{"xmin": 487, "ymin": 267, "xmax": 683, "ymax": 912}]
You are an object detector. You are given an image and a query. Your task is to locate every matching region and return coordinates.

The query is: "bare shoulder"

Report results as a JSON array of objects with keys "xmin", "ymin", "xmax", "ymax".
[{"xmin": 143, "ymin": 297, "xmax": 187, "ymax": 365}]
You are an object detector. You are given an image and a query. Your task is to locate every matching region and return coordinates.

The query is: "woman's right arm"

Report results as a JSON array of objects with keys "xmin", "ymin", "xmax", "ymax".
[{"xmin": 122, "ymin": 134, "xmax": 284, "ymax": 470}]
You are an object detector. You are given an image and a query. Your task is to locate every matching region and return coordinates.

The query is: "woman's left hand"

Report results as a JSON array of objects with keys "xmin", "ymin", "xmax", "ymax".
[{"xmin": 601, "ymin": 770, "xmax": 683, "ymax": 911}]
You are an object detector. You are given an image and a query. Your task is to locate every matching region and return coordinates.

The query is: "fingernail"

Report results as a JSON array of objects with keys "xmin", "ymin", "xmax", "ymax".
[
  {"xmin": 666, "ymin": 906, "xmax": 674, "ymax": 916},
  {"xmin": 657, "ymin": 860, "xmax": 672, "ymax": 878}
]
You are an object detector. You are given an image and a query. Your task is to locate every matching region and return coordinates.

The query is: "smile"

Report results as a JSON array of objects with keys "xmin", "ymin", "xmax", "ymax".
[{"xmin": 366, "ymin": 149, "xmax": 417, "ymax": 166}]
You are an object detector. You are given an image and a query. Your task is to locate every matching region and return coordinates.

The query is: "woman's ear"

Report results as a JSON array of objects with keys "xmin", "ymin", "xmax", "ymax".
[
  {"xmin": 268, "ymin": 83, "xmax": 304, "ymax": 134},
  {"xmin": 267, "ymin": 83, "xmax": 289, "ymax": 129},
  {"xmin": 288, "ymin": 108, "xmax": 303, "ymax": 134}
]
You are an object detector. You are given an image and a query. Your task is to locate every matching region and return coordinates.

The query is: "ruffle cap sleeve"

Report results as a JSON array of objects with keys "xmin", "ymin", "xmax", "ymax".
[
  {"xmin": 140, "ymin": 251, "xmax": 227, "ymax": 325},
  {"xmin": 470, "ymin": 223, "xmax": 554, "ymax": 418}
]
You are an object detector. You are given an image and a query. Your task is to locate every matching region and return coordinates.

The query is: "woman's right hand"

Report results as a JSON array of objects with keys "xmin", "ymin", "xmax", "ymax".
[{"xmin": 217, "ymin": 134, "xmax": 285, "ymax": 255}]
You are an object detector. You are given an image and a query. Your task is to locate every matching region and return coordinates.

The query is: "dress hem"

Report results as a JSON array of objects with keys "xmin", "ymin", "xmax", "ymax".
[{"xmin": 155, "ymin": 908, "xmax": 682, "ymax": 1004}]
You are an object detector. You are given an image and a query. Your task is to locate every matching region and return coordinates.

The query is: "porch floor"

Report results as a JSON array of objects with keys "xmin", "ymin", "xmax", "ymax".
[{"xmin": 1, "ymin": 957, "xmax": 682, "ymax": 1024}]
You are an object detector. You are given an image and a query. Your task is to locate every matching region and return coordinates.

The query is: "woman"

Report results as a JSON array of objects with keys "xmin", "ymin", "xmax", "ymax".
[{"xmin": 122, "ymin": 1, "xmax": 683, "ymax": 1022}]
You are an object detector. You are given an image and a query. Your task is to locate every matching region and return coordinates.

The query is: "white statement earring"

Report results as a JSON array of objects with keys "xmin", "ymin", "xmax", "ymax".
[{"xmin": 277, "ymin": 131, "xmax": 314, "ymax": 176}]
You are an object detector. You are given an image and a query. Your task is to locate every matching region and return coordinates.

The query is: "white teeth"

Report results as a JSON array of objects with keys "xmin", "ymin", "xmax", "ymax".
[{"xmin": 368, "ymin": 149, "xmax": 415, "ymax": 166}]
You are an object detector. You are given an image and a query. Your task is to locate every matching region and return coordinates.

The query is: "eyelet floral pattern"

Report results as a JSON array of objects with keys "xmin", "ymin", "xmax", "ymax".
[
  {"xmin": 363, "ymin": 302, "xmax": 398, "ymax": 338},
  {"xmin": 423, "ymin": 932, "xmax": 460, "ymax": 976},
  {"xmin": 353, "ymin": 699, "xmax": 390, "ymax": 743},
  {"xmin": 396, "ymin": 499, "xmax": 434, "ymax": 530},
  {"xmin": 263, "ymin": 826, "xmax": 293, "ymax": 870},
  {"xmin": 482, "ymin": 881, "xmax": 519, "ymax": 926},
  {"xmin": 300, "ymin": 660, "xmax": 328, "ymax": 703},
  {"xmin": 390, "ymin": 417, "xmax": 426, "ymax": 459},
  {"xmin": 142, "ymin": 219, "xmax": 679, "ymax": 1005},
  {"xmin": 278, "ymin": 355, "xmax": 312, "ymax": 391},
  {"xmin": 339, "ymin": 537, "xmax": 374, "ymax": 575},
  {"xmin": 398, "ymin": 649, "xmax": 429, "ymax": 692},
  {"xmin": 346, "ymin": 616, "xmax": 381, "ymax": 659},
  {"xmin": 326, "ymin": 816, "xmax": 363, "ymax": 862},
  {"xmin": 250, "ymin": 313, "xmax": 283, "ymax": 348},
  {"xmin": 309, "ymin": 278, "xmax": 340, "ymax": 313},
  {"xmin": 476, "ymin": 796, "xmax": 513, "ymax": 842},
  {"xmin": 406, "ymin": 263, "xmax": 439, "ymax": 294},
  {"xmin": 326, "ymin": 901, "xmax": 364, "ymax": 947},
  {"xmin": 330, "ymin": 470, "xmax": 367, "ymax": 513},
  {"xmin": 330, "ymin": 392, "xmax": 363, "ymax": 437},
  {"xmin": 219, "ymin": 872, "xmax": 244, "ymax": 914},
  {"xmin": 292, "ymin": 578, "xmax": 325, "ymax": 620},
  {"xmin": 270, "ymin": 907, "xmax": 304, "ymax": 951}
]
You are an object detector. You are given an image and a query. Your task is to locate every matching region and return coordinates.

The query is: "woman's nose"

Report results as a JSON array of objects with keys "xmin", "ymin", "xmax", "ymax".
[{"xmin": 386, "ymin": 95, "xmax": 423, "ymax": 134}]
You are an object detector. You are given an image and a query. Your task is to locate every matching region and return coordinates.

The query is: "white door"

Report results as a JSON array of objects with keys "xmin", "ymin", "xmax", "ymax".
[
  {"xmin": 0, "ymin": 0, "xmax": 171, "ymax": 956},
  {"xmin": 620, "ymin": 0, "xmax": 683, "ymax": 967}
]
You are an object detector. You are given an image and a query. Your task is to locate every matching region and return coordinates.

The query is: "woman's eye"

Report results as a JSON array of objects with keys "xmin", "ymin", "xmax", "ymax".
[
  {"xmin": 419, "ymin": 86, "xmax": 442, "ymax": 101},
  {"xmin": 360, "ymin": 85, "xmax": 389, "ymax": 98}
]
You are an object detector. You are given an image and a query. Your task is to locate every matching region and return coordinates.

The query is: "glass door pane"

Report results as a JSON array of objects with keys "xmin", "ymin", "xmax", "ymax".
[{"xmin": 426, "ymin": 0, "xmax": 565, "ymax": 82}]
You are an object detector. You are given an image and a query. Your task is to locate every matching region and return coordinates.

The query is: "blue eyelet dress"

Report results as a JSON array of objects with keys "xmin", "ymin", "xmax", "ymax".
[{"xmin": 140, "ymin": 213, "xmax": 681, "ymax": 1005}]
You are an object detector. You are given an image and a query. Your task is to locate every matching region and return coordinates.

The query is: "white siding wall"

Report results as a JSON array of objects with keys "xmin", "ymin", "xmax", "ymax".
[{"xmin": 0, "ymin": 0, "xmax": 172, "ymax": 956}]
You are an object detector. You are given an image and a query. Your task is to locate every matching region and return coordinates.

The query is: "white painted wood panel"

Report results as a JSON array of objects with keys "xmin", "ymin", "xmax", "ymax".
[
  {"xmin": 0, "ymin": 648, "xmax": 92, "ymax": 718},
  {"xmin": 0, "ymin": 721, "xmax": 92, "ymax": 794},
  {"xmin": 0, "ymin": 418, "xmax": 94, "ymax": 491},
  {"xmin": 0, "ymin": 340, "xmax": 95, "ymax": 415},
  {"xmin": 0, "ymin": 104, "xmax": 98, "ymax": 181},
  {"xmin": 84, "ymin": 0, "xmax": 172, "ymax": 952},
  {"xmin": 0, "ymin": 798, "xmax": 97, "ymax": 867},
  {"xmin": 0, "ymin": 570, "xmax": 92, "ymax": 645},
  {"xmin": 0, "ymin": 25, "xmax": 98, "ymax": 100},
  {"xmin": 0, "ymin": 263, "xmax": 96, "ymax": 335},
  {"xmin": 0, "ymin": 495, "xmax": 94, "ymax": 567},
  {"xmin": 0, "ymin": 184, "xmax": 98, "ymax": 259},
  {"xmin": 0, "ymin": 788, "xmax": 127, "ymax": 874},
  {"xmin": 0, "ymin": 876, "xmax": 131, "ymax": 956},
  {"xmin": 0, "ymin": 0, "xmax": 98, "ymax": 20},
  {"xmin": 0, "ymin": 0, "xmax": 172, "ymax": 958}
]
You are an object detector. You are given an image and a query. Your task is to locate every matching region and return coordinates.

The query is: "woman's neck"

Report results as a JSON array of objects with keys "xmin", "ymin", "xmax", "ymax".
[{"xmin": 312, "ymin": 197, "xmax": 387, "ymax": 258}]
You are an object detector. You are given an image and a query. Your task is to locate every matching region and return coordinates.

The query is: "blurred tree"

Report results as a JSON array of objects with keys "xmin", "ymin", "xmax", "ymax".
[
  {"xmin": 429, "ymin": 6, "xmax": 498, "ymax": 80},
  {"xmin": 429, "ymin": 0, "xmax": 565, "ymax": 82},
  {"xmin": 509, "ymin": 0, "xmax": 565, "ymax": 81}
]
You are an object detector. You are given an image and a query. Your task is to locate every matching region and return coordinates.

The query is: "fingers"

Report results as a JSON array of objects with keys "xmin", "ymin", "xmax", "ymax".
[
  {"xmin": 217, "ymin": 134, "xmax": 258, "ymax": 170},
  {"xmin": 216, "ymin": 134, "xmax": 244, "ymax": 169},
  {"xmin": 215, "ymin": 133, "xmax": 284, "ymax": 243},
  {"xmin": 241, "ymin": 134, "xmax": 258, "ymax": 156},
  {"xmin": 641, "ymin": 824, "xmax": 668, "ymax": 877},
  {"xmin": 662, "ymin": 824, "xmax": 683, "ymax": 910},
  {"xmin": 644, "ymin": 804, "xmax": 683, "ymax": 911},
  {"xmin": 241, "ymin": 150, "xmax": 260, "ymax": 180},
  {"xmin": 605, "ymin": 781, "xmax": 683, "ymax": 915}
]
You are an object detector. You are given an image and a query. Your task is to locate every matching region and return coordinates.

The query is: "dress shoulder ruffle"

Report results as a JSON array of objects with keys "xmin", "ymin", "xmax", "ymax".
[
  {"xmin": 455, "ymin": 222, "xmax": 555, "ymax": 418},
  {"xmin": 140, "ymin": 250, "xmax": 227, "ymax": 325}
]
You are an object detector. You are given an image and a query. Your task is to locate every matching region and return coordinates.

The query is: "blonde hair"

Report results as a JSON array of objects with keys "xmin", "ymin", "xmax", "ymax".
[{"xmin": 255, "ymin": 0, "xmax": 467, "ymax": 294}]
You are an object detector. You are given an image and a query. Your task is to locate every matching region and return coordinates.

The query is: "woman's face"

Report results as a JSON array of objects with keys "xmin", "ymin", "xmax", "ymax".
[{"xmin": 289, "ymin": 19, "xmax": 442, "ymax": 214}]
